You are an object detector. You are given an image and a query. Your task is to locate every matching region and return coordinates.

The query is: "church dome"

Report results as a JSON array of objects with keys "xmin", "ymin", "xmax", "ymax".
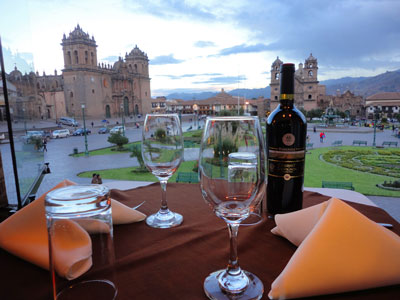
[
  {"xmin": 126, "ymin": 45, "xmax": 148, "ymax": 61},
  {"xmin": 306, "ymin": 53, "xmax": 317, "ymax": 62},
  {"xmin": 9, "ymin": 66, "xmax": 22, "ymax": 80},
  {"xmin": 113, "ymin": 57, "xmax": 124, "ymax": 70},
  {"xmin": 62, "ymin": 24, "xmax": 96, "ymax": 46}
]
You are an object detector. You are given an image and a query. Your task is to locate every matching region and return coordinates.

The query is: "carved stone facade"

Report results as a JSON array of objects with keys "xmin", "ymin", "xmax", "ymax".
[{"xmin": 6, "ymin": 25, "xmax": 152, "ymax": 121}]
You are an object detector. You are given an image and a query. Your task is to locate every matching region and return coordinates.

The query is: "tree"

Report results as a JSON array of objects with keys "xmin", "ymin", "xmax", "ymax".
[
  {"xmin": 107, "ymin": 133, "xmax": 128, "ymax": 150},
  {"xmin": 130, "ymin": 144, "xmax": 147, "ymax": 171}
]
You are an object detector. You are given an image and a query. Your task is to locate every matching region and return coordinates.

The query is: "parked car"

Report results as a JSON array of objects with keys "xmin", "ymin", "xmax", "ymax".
[
  {"xmin": 72, "ymin": 128, "xmax": 92, "ymax": 136},
  {"xmin": 52, "ymin": 129, "xmax": 70, "ymax": 138},
  {"xmin": 59, "ymin": 117, "xmax": 79, "ymax": 127},
  {"xmin": 26, "ymin": 131, "xmax": 45, "ymax": 139},
  {"xmin": 98, "ymin": 127, "xmax": 109, "ymax": 134},
  {"xmin": 110, "ymin": 126, "xmax": 125, "ymax": 134}
]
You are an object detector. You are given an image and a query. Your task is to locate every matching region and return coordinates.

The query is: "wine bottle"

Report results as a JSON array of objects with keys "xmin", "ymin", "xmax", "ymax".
[{"xmin": 266, "ymin": 63, "xmax": 307, "ymax": 214}]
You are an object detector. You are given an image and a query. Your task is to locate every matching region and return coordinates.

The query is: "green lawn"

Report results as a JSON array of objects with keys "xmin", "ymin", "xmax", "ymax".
[
  {"xmin": 304, "ymin": 146, "xmax": 400, "ymax": 197},
  {"xmin": 78, "ymin": 160, "xmax": 197, "ymax": 182},
  {"xmin": 77, "ymin": 145, "xmax": 400, "ymax": 197}
]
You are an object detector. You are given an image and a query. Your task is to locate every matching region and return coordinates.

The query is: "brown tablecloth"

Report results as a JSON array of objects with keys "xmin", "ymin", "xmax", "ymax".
[{"xmin": 0, "ymin": 183, "xmax": 399, "ymax": 299}]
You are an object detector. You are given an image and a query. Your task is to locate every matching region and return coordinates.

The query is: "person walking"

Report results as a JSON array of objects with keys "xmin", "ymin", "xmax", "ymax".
[
  {"xmin": 91, "ymin": 121, "xmax": 94, "ymax": 128},
  {"xmin": 42, "ymin": 138, "xmax": 47, "ymax": 152},
  {"xmin": 319, "ymin": 132, "xmax": 326, "ymax": 143}
]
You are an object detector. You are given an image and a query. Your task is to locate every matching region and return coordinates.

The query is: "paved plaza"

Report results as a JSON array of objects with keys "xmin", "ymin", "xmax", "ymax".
[{"xmin": 1, "ymin": 117, "xmax": 399, "ymax": 222}]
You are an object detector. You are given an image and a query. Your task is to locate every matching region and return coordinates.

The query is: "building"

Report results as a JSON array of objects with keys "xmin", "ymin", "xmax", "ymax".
[
  {"xmin": 6, "ymin": 25, "xmax": 152, "ymax": 121},
  {"xmin": 269, "ymin": 54, "xmax": 365, "ymax": 118},
  {"xmin": 365, "ymin": 92, "xmax": 400, "ymax": 119},
  {"xmin": 166, "ymin": 89, "xmax": 264, "ymax": 117},
  {"xmin": 270, "ymin": 54, "xmax": 323, "ymax": 111}
]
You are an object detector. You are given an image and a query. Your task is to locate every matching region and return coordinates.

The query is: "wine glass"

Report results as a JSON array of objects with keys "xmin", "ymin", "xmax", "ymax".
[
  {"xmin": 199, "ymin": 116, "xmax": 266, "ymax": 300},
  {"xmin": 142, "ymin": 113, "xmax": 184, "ymax": 228}
]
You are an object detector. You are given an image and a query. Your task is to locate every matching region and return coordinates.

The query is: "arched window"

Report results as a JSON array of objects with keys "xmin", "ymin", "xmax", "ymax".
[
  {"xmin": 37, "ymin": 83, "xmax": 40, "ymax": 89},
  {"xmin": 74, "ymin": 50, "xmax": 79, "ymax": 64},
  {"xmin": 134, "ymin": 64, "xmax": 137, "ymax": 72},
  {"xmin": 308, "ymin": 94, "xmax": 312, "ymax": 100},
  {"xmin": 275, "ymin": 96, "xmax": 278, "ymax": 100},
  {"xmin": 275, "ymin": 73, "xmax": 279, "ymax": 80},
  {"xmin": 70, "ymin": 91, "xmax": 73, "ymax": 98},
  {"xmin": 91, "ymin": 52, "xmax": 94, "ymax": 65},
  {"xmin": 85, "ymin": 51, "xmax": 88, "ymax": 64},
  {"xmin": 309, "ymin": 63, "xmax": 312, "ymax": 68},
  {"xmin": 67, "ymin": 51, "xmax": 72, "ymax": 65},
  {"xmin": 308, "ymin": 70, "xmax": 313, "ymax": 77}
]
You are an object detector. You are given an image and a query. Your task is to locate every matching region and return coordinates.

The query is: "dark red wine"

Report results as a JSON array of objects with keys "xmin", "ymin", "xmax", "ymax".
[{"xmin": 266, "ymin": 63, "xmax": 307, "ymax": 214}]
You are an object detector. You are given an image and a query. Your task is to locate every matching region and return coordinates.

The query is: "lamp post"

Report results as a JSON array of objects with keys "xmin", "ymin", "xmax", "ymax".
[
  {"xmin": 372, "ymin": 108, "xmax": 381, "ymax": 147},
  {"xmin": 120, "ymin": 103, "xmax": 125, "ymax": 137},
  {"xmin": 193, "ymin": 104, "xmax": 198, "ymax": 128},
  {"xmin": 22, "ymin": 107, "xmax": 27, "ymax": 133},
  {"xmin": 81, "ymin": 104, "xmax": 89, "ymax": 156},
  {"xmin": 245, "ymin": 101, "xmax": 249, "ymax": 115}
]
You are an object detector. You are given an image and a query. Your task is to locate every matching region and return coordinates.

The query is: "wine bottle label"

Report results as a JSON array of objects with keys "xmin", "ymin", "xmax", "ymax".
[{"xmin": 268, "ymin": 149, "xmax": 305, "ymax": 180}]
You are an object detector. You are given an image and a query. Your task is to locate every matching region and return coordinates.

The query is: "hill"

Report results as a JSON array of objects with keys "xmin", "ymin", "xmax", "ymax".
[{"xmin": 166, "ymin": 69, "xmax": 400, "ymax": 100}]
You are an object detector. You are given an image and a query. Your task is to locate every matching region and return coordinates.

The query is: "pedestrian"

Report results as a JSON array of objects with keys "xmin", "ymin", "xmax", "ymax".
[
  {"xmin": 91, "ymin": 121, "xmax": 94, "ymax": 128},
  {"xmin": 320, "ymin": 132, "xmax": 326, "ymax": 142},
  {"xmin": 42, "ymin": 138, "xmax": 47, "ymax": 152},
  {"xmin": 96, "ymin": 174, "xmax": 103, "ymax": 184},
  {"xmin": 91, "ymin": 173, "xmax": 98, "ymax": 184},
  {"xmin": 313, "ymin": 126, "xmax": 316, "ymax": 133}
]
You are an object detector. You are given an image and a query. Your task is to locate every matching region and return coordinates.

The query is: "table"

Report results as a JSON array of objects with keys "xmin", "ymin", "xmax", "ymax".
[{"xmin": 0, "ymin": 183, "xmax": 399, "ymax": 299}]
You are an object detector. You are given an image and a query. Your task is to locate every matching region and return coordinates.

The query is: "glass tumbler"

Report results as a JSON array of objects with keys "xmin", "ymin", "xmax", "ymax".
[{"xmin": 45, "ymin": 185, "xmax": 117, "ymax": 300}]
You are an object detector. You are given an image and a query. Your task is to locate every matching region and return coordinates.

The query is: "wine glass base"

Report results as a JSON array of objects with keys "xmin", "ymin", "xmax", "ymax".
[
  {"xmin": 146, "ymin": 211, "xmax": 183, "ymax": 229},
  {"xmin": 57, "ymin": 279, "xmax": 117, "ymax": 300},
  {"xmin": 204, "ymin": 270, "xmax": 264, "ymax": 300},
  {"xmin": 240, "ymin": 212, "xmax": 263, "ymax": 226}
]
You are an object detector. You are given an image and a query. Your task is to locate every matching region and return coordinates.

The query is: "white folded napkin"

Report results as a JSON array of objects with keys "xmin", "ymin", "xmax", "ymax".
[
  {"xmin": 0, "ymin": 180, "xmax": 146, "ymax": 280},
  {"xmin": 269, "ymin": 197, "xmax": 400, "ymax": 299}
]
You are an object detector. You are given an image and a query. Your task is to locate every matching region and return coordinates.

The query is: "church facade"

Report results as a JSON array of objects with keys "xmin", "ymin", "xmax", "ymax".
[{"xmin": 6, "ymin": 25, "xmax": 152, "ymax": 121}]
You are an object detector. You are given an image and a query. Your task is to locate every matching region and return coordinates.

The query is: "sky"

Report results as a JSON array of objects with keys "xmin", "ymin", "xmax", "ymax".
[{"xmin": 1, "ymin": 0, "xmax": 400, "ymax": 97}]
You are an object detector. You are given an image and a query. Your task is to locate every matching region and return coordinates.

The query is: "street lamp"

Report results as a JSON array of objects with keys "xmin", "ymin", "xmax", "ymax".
[
  {"xmin": 81, "ymin": 104, "xmax": 89, "ymax": 156},
  {"xmin": 193, "ymin": 104, "xmax": 198, "ymax": 128},
  {"xmin": 22, "ymin": 107, "xmax": 27, "ymax": 133},
  {"xmin": 245, "ymin": 101, "xmax": 249, "ymax": 115},
  {"xmin": 120, "ymin": 103, "xmax": 125, "ymax": 137},
  {"xmin": 372, "ymin": 108, "xmax": 381, "ymax": 147}
]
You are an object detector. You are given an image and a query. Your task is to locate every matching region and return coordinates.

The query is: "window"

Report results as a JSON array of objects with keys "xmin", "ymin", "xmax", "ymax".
[
  {"xmin": 67, "ymin": 51, "xmax": 72, "ymax": 65},
  {"xmin": 309, "ymin": 86, "xmax": 312, "ymax": 89},
  {"xmin": 275, "ymin": 96, "xmax": 278, "ymax": 100},
  {"xmin": 70, "ymin": 91, "xmax": 73, "ymax": 98},
  {"xmin": 308, "ymin": 95, "xmax": 312, "ymax": 100},
  {"xmin": 308, "ymin": 70, "xmax": 313, "ymax": 77},
  {"xmin": 275, "ymin": 73, "xmax": 279, "ymax": 80},
  {"xmin": 92, "ymin": 89, "xmax": 95, "ymax": 94},
  {"xmin": 91, "ymin": 52, "xmax": 94, "ymax": 65},
  {"xmin": 74, "ymin": 50, "xmax": 79, "ymax": 64},
  {"xmin": 85, "ymin": 51, "xmax": 88, "ymax": 64}
]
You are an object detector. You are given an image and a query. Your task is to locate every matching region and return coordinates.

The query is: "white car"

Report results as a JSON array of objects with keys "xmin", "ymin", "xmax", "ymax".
[
  {"xmin": 110, "ymin": 126, "xmax": 126, "ymax": 134},
  {"xmin": 52, "ymin": 129, "xmax": 70, "ymax": 138}
]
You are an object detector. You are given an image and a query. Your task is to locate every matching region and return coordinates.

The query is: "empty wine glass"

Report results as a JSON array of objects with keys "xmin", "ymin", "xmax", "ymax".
[
  {"xmin": 199, "ymin": 116, "xmax": 266, "ymax": 299},
  {"xmin": 142, "ymin": 113, "xmax": 184, "ymax": 228}
]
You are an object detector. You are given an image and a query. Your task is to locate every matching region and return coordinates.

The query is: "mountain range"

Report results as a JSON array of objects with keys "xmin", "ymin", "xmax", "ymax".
[{"xmin": 166, "ymin": 69, "xmax": 400, "ymax": 100}]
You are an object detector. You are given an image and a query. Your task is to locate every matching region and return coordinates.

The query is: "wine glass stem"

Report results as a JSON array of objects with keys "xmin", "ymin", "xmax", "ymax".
[
  {"xmin": 160, "ymin": 180, "xmax": 169, "ymax": 211},
  {"xmin": 227, "ymin": 223, "xmax": 241, "ymax": 275}
]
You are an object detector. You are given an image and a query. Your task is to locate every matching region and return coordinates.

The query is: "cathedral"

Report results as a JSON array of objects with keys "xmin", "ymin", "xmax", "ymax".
[
  {"xmin": 6, "ymin": 25, "xmax": 152, "ymax": 121},
  {"xmin": 269, "ymin": 54, "xmax": 364, "ymax": 117}
]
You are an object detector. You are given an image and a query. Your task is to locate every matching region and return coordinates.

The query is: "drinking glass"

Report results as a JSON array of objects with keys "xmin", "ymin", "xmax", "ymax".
[
  {"xmin": 45, "ymin": 185, "xmax": 116, "ymax": 300},
  {"xmin": 142, "ymin": 113, "xmax": 184, "ymax": 228},
  {"xmin": 199, "ymin": 116, "xmax": 266, "ymax": 299}
]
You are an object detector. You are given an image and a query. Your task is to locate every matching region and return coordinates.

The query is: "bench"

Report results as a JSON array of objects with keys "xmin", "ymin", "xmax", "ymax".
[
  {"xmin": 352, "ymin": 140, "xmax": 367, "ymax": 146},
  {"xmin": 382, "ymin": 141, "xmax": 398, "ymax": 147},
  {"xmin": 331, "ymin": 140, "xmax": 343, "ymax": 147},
  {"xmin": 176, "ymin": 172, "xmax": 199, "ymax": 183},
  {"xmin": 322, "ymin": 181, "xmax": 355, "ymax": 190},
  {"xmin": 306, "ymin": 143, "xmax": 314, "ymax": 150}
]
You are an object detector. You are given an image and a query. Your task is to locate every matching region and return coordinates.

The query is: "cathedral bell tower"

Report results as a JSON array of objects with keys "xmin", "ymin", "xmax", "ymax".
[
  {"xmin": 304, "ymin": 53, "xmax": 318, "ymax": 82},
  {"xmin": 270, "ymin": 56, "xmax": 283, "ymax": 103},
  {"xmin": 61, "ymin": 24, "xmax": 98, "ymax": 70}
]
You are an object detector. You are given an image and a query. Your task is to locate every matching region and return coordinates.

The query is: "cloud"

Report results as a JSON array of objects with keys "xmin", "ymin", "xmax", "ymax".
[
  {"xmin": 194, "ymin": 41, "xmax": 216, "ymax": 48},
  {"xmin": 156, "ymin": 72, "xmax": 223, "ymax": 80},
  {"xmin": 150, "ymin": 54, "xmax": 184, "ymax": 65},
  {"xmin": 194, "ymin": 75, "xmax": 247, "ymax": 85},
  {"xmin": 101, "ymin": 55, "xmax": 119, "ymax": 63},
  {"xmin": 211, "ymin": 43, "xmax": 271, "ymax": 57}
]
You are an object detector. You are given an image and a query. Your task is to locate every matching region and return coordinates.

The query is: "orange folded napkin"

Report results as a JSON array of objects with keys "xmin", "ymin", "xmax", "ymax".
[
  {"xmin": 0, "ymin": 180, "xmax": 146, "ymax": 280},
  {"xmin": 269, "ymin": 198, "xmax": 400, "ymax": 299}
]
